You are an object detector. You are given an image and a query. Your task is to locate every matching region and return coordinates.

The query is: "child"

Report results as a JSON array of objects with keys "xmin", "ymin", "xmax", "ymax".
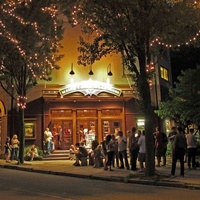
[
  {"xmin": 4, "ymin": 137, "xmax": 11, "ymax": 163},
  {"xmin": 69, "ymin": 145, "xmax": 77, "ymax": 160}
]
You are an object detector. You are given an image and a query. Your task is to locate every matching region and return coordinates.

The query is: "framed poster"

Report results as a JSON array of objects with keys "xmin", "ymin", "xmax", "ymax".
[{"xmin": 25, "ymin": 122, "xmax": 35, "ymax": 139}]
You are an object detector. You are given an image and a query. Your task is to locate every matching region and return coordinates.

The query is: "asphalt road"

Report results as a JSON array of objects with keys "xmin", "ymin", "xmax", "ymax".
[{"xmin": 0, "ymin": 168, "xmax": 200, "ymax": 200}]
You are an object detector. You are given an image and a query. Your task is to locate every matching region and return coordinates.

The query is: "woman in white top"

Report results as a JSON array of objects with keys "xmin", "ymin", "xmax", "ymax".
[{"xmin": 11, "ymin": 134, "xmax": 20, "ymax": 164}]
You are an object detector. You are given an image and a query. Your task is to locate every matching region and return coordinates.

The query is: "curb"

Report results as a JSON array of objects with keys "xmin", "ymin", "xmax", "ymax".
[{"xmin": 1, "ymin": 164, "xmax": 200, "ymax": 190}]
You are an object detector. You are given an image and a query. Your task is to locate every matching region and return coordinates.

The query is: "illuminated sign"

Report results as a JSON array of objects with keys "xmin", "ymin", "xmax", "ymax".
[{"xmin": 59, "ymin": 78, "xmax": 122, "ymax": 97}]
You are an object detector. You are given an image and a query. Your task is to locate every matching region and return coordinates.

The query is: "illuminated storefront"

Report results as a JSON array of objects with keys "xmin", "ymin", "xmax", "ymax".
[{"xmin": 41, "ymin": 78, "xmax": 137, "ymax": 149}]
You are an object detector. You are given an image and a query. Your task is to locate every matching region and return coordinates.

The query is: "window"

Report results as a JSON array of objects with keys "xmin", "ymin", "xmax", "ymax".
[
  {"xmin": 160, "ymin": 66, "xmax": 169, "ymax": 81},
  {"xmin": 51, "ymin": 109, "xmax": 72, "ymax": 117}
]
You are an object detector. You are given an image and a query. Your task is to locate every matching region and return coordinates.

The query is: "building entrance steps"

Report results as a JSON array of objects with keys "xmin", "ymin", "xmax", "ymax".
[{"xmin": 43, "ymin": 150, "xmax": 70, "ymax": 160}]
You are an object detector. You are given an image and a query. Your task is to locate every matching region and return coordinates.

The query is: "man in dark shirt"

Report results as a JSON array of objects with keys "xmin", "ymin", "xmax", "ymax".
[
  {"xmin": 171, "ymin": 127, "xmax": 187, "ymax": 177},
  {"xmin": 73, "ymin": 142, "xmax": 88, "ymax": 166}
]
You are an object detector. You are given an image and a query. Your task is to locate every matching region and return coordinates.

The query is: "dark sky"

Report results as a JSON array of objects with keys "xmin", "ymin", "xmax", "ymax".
[{"xmin": 170, "ymin": 45, "xmax": 200, "ymax": 83}]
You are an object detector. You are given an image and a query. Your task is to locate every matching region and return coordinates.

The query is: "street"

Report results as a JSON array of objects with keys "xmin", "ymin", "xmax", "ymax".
[{"xmin": 0, "ymin": 168, "xmax": 200, "ymax": 200}]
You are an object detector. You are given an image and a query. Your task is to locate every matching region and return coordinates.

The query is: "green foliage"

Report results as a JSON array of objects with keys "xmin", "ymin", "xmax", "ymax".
[
  {"xmin": 155, "ymin": 66, "xmax": 200, "ymax": 127},
  {"xmin": 0, "ymin": 0, "xmax": 64, "ymax": 99},
  {"xmin": 24, "ymin": 145, "xmax": 43, "ymax": 161}
]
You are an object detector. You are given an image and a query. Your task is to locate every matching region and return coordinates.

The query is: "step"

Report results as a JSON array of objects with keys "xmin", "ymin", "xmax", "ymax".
[{"xmin": 42, "ymin": 150, "xmax": 70, "ymax": 161}]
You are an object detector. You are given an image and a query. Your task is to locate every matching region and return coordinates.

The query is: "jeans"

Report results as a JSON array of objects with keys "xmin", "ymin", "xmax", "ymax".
[
  {"xmin": 106, "ymin": 151, "xmax": 114, "ymax": 167},
  {"xmin": 46, "ymin": 141, "xmax": 55, "ymax": 154},
  {"xmin": 130, "ymin": 148, "xmax": 139, "ymax": 170},
  {"xmin": 11, "ymin": 148, "xmax": 19, "ymax": 162},
  {"xmin": 46, "ymin": 141, "xmax": 51, "ymax": 154},
  {"xmin": 187, "ymin": 148, "xmax": 197, "ymax": 168},
  {"xmin": 118, "ymin": 149, "xmax": 129, "ymax": 169},
  {"xmin": 171, "ymin": 147, "xmax": 185, "ymax": 176}
]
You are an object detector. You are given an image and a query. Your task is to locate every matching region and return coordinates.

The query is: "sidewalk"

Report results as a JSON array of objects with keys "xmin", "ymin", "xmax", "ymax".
[{"xmin": 0, "ymin": 159, "xmax": 200, "ymax": 190}]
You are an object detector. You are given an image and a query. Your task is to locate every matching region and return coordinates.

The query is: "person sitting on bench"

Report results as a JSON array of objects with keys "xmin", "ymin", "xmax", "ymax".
[{"xmin": 73, "ymin": 142, "xmax": 88, "ymax": 166}]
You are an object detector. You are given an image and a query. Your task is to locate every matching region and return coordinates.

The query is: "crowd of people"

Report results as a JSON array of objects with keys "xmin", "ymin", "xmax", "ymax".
[
  {"xmin": 69, "ymin": 126, "xmax": 199, "ymax": 177},
  {"xmin": 4, "ymin": 125, "xmax": 199, "ymax": 176},
  {"xmin": 70, "ymin": 128, "xmax": 147, "ymax": 172}
]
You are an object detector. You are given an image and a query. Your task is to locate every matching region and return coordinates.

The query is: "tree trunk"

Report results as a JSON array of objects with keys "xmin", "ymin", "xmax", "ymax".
[
  {"xmin": 18, "ymin": 108, "xmax": 25, "ymax": 164},
  {"xmin": 137, "ymin": 48, "xmax": 155, "ymax": 176}
]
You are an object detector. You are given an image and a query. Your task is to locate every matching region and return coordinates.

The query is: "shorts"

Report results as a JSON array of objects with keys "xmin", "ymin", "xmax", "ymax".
[
  {"xmin": 138, "ymin": 153, "xmax": 145, "ymax": 162},
  {"xmin": 156, "ymin": 147, "xmax": 166, "ymax": 157}
]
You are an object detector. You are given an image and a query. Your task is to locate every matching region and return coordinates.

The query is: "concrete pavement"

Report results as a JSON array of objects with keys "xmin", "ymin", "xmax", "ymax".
[{"xmin": 0, "ymin": 159, "xmax": 200, "ymax": 190}]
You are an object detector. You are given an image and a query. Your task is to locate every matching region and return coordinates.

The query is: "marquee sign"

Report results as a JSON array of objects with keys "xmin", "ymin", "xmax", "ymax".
[{"xmin": 59, "ymin": 79, "xmax": 122, "ymax": 97}]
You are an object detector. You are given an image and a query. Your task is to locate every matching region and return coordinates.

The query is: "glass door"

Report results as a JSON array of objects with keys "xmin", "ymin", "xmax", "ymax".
[
  {"xmin": 51, "ymin": 120, "xmax": 73, "ymax": 150},
  {"xmin": 76, "ymin": 119, "xmax": 96, "ymax": 148},
  {"xmin": 102, "ymin": 120, "xmax": 121, "ymax": 139}
]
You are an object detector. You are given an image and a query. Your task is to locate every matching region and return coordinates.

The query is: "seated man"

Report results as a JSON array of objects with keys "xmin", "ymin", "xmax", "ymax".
[
  {"xmin": 27, "ymin": 144, "xmax": 39, "ymax": 161},
  {"xmin": 73, "ymin": 142, "xmax": 88, "ymax": 166}
]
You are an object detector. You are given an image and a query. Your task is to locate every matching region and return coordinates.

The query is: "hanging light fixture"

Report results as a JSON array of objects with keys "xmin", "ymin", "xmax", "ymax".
[
  {"xmin": 69, "ymin": 63, "xmax": 75, "ymax": 75},
  {"xmin": 107, "ymin": 63, "xmax": 113, "ymax": 76},
  {"xmin": 88, "ymin": 65, "xmax": 94, "ymax": 75}
]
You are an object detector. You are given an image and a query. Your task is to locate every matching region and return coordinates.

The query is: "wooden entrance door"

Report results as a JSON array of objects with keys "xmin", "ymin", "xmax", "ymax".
[{"xmin": 51, "ymin": 120, "xmax": 73, "ymax": 150}]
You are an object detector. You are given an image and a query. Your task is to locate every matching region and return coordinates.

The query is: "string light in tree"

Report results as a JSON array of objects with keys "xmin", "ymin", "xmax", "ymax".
[
  {"xmin": 0, "ymin": 1, "xmax": 60, "ymax": 79},
  {"xmin": 17, "ymin": 96, "xmax": 27, "ymax": 109},
  {"xmin": 72, "ymin": 5, "xmax": 102, "ymax": 36}
]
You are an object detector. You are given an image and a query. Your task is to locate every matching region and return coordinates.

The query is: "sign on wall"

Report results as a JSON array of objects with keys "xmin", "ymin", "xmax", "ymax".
[{"xmin": 59, "ymin": 78, "xmax": 122, "ymax": 97}]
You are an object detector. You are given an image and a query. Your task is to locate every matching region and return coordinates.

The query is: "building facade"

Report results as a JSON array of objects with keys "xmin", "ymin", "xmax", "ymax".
[{"xmin": 0, "ymin": 24, "xmax": 172, "ymax": 152}]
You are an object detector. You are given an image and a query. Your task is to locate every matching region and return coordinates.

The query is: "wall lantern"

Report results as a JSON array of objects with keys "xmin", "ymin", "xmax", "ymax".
[
  {"xmin": 88, "ymin": 65, "xmax": 94, "ymax": 75},
  {"xmin": 107, "ymin": 63, "xmax": 113, "ymax": 76},
  {"xmin": 69, "ymin": 63, "xmax": 75, "ymax": 75}
]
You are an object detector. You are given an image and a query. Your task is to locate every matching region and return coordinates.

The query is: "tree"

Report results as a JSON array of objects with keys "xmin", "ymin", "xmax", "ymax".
[
  {"xmin": 62, "ymin": 0, "xmax": 200, "ymax": 176},
  {"xmin": 155, "ymin": 66, "xmax": 200, "ymax": 129},
  {"xmin": 0, "ymin": 0, "xmax": 64, "ymax": 163},
  {"xmin": 61, "ymin": 0, "xmax": 199, "ymax": 176}
]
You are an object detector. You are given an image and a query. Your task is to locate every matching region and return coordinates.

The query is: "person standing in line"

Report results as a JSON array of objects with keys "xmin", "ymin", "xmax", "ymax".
[
  {"xmin": 171, "ymin": 127, "xmax": 187, "ymax": 177},
  {"xmin": 186, "ymin": 128, "xmax": 197, "ymax": 169},
  {"xmin": 168, "ymin": 126, "xmax": 177, "ymax": 157},
  {"xmin": 104, "ymin": 134, "xmax": 115, "ymax": 171},
  {"xmin": 11, "ymin": 134, "xmax": 20, "ymax": 164},
  {"xmin": 154, "ymin": 127, "xmax": 167, "ymax": 167},
  {"xmin": 129, "ymin": 127, "xmax": 139, "ymax": 171},
  {"xmin": 118, "ymin": 131, "xmax": 130, "ymax": 170},
  {"xmin": 111, "ymin": 134, "xmax": 119, "ymax": 168},
  {"xmin": 138, "ymin": 130, "xmax": 146, "ymax": 172},
  {"xmin": 101, "ymin": 136, "xmax": 108, "ymax": 168},
  {"xmin": 4, "ymin": 137, "xmax": 11, "ymax": 162}
]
